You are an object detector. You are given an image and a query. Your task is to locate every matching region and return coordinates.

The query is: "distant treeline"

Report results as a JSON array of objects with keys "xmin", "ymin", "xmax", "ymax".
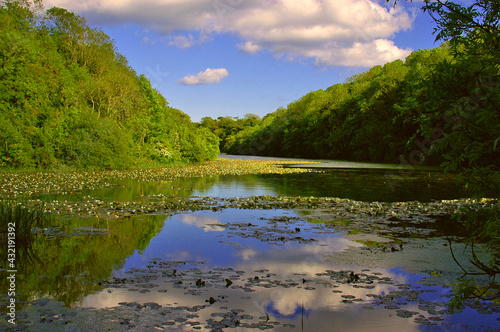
[{"xmin": 0, "ymin": 0, "xmax": 219, "ymax": 169}]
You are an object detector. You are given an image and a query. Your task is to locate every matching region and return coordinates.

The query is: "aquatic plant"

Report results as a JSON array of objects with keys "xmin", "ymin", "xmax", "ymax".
[
  {"xmin": 0, "ymin": 159, "xmax": 318, "ymax": 198},
  {"xmin": 0, "ymin": 200, "xmax": 51, "ymax": 267}
]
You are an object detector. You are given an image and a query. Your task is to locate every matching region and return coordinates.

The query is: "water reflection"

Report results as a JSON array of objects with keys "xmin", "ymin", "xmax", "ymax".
[
  {"xmin": 0, "ymin": 214, "xmax": 166, "ymax": 307},
  {"xmin": 76, "ymin": 209, "xmax": 498, "ymax": 330},
  {"xmin": 180, "ymin": 215, "xmax": 226, "ymax": 232},
  {"xmin": 62, "ymin": 169, "xmax": 470, "ymax": 205}
]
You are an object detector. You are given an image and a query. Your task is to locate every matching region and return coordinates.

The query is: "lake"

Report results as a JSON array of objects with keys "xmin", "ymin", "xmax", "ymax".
[{"xmin": 1, "ymin": 156, "xmax": 498, "ymax": 331}]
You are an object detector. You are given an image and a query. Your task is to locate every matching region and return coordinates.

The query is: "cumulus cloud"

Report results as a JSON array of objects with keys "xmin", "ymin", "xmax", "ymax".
[
  {"xmin": 177, "ymin": 68, "xmax": 229, "ymax": 85},
  {"xmin": 305, "ymin": 39, "xmax": 412, "ymax": 67},
  {"xmin": 45, "ymin": 0, "xmax": 415, "ymax": 67}
]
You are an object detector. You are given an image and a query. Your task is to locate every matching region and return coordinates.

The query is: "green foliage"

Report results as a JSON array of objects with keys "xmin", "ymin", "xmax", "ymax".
[
  {"xmin": 418, "ymin": 0, "xmax": 500, "ymax": 196},
  {"xmin": 214, "ymin": 47, "xmax": 452, "ymax": 163},
  {"xmin": 390, "ymin": 0, "xmax": 500, "ymax": 309},
  {"xmin": 200, "ymin": 115, "xmax": 261, "ymax": 153},
  {"xmin": 422, "ymin": 0, "xmax": 500, "ymax": 61},
  {"xmin": 448, "ymin": 279, "xmax": 481, "ymax": 312},
  {"xmin": 61, "ymin": 115, "xmax": 134, "ymax": 169},
  {"xmin": 0, "ymin": 0, "xmax": 219, "ymax": 170}
]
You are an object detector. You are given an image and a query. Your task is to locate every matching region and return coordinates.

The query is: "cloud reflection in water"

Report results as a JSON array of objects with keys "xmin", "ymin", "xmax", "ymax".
[{"xmin": 80, "ymin": 209, "xmax": 491, "ymax": 331}]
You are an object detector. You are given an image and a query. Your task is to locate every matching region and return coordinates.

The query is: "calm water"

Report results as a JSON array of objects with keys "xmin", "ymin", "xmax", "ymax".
[
  {"xmin": 2, "ymin": 156, "xmax": 499, "ymax": 331},
  {"xmin": 65, "ymin": 168, "xmax": 468, "ymax": 203},
  {"xmin": 81, "ymin": 209, "xmax": 498, "ymax": 331}
]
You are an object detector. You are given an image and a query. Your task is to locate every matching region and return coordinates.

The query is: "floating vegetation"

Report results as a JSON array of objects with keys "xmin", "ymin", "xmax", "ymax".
[
  {"xmin": 0, "ymin": 159, "xmax": 318, "ymax": 198},
  {"xmin": 1, "ymin": 158, "xmax": 499, "ymax": 331},
  {"xmin": 7, "ymin": 257, "xmax": 498, "ymax": 331},
  {"xmin": 1, "ymin": 158, "xmax": 497, "ymax": 237},
  {"xmin": 12, "ymin": 194, "xmax": 498, "ymax": 240}
]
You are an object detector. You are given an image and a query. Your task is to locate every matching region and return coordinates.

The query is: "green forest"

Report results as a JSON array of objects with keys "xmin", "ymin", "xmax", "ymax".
[
  {"xmin": 203, "ymin": 47, "xmax": 454, "ymax": 163},
  {"xmin": 202, "ymin": 0, "xmax": 499, "ymax": 195},
  {"xmin": 204, "ymin": 43, "xmax": 499, "ymax": 173},
  {"xmin": 0, "ymin": 0, "xmax": 219, "ymax": 170}
]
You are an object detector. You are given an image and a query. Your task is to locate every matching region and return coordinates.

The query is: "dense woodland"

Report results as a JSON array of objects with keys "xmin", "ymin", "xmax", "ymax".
[
  {"xmin": 202, "ymin": 46, "xmax": 453, "ymax": 163},
  {"xmin": 0, "ymin": 0, "xmax": 219, "ymax": 170},
  {"xmin": 203, "ymin": 43, "xmax": 499, "ymax": 180},
  {"xmin": 202, "ymin": 0, "xmax": 500, "ymax": 196}
]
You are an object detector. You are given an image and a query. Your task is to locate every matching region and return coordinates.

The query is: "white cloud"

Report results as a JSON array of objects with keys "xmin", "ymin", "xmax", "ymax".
[
  {"xmin": 237, "ymin": 41, "xmax": 262, "ymax": 54},
  {"xmin": 235, "ymin": 248, "xmax": 259, "ymax": 260},
  {"xmin": 306, "ymin": 39, "xmax": 412, "ymax": 67},
  {"xmin": 177, "ymin": 68, "xmax": 229, "ymax": 85},
  {"xmin": 45, "ymin": 0, "xmax": 415, "ymax": 67}
]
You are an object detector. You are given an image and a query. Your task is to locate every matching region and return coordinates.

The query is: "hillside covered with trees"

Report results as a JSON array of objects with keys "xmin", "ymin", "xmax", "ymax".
[
  {"xmin": 207, "ymin": 40, "xmax": 497, "ymax": 173},
  {"xmin": 0, "ymin": 0, "xmax": 219, "ymax": 170},
  {"xmin": 203, "ymin": 0, "xmax": 499, "ymax": 195},
  {"xmin": 204, "ymin": 46, "xmax": 453, "ymax": 164}
]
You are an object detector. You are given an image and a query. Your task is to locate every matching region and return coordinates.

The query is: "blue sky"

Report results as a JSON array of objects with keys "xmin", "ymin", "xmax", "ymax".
[{"xmin": 44, "ymin": 0, "xmax": 451, "ymax": 122}]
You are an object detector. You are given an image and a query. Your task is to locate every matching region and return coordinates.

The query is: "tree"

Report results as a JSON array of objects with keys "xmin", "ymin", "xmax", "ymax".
[
  {"xmin": 0, "ymin": 0, "xmax": 219, "ymax": 169},
  {"xmin": 391, "ymin": 0, "xmax": 500, "ymax": 309}
]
